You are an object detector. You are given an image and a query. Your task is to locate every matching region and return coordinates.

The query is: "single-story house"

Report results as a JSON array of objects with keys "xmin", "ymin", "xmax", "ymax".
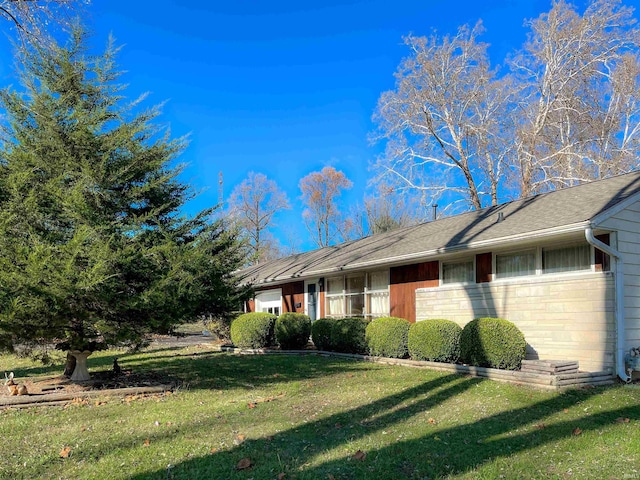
[{"xmin": 239, "ymin": 171, "xmax": 640, "ymax": 381}]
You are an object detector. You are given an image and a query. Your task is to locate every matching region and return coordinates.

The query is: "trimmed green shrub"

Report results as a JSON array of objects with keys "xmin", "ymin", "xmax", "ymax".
[
  {"xmin": 330, "ymin": 317, "xmax": 370, "ymax": 354},
  {"xmin": 365, "ymin": 316, "xmax": 410, "ymax": 358},
  {"xmin": 408, "ymin": 319, "xmax": 462, "ymax": 363},
  {"xmin": 230, "ymin": 312, "xmax": 276, "ymax": 349},
  {"xmin": 311, "ymin": 318, "xmax": 333, "ymax": 351},
  {"xmin": 460, "ymin": 317, "xmax": 527, "ymax": 370},
  {"xmin": 275, "ymin": 312, "xmax": 312, "ymax": 350}
]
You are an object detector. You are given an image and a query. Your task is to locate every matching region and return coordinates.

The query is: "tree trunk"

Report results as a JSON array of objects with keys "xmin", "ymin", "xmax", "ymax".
[
  {"xmin": 69, "ymin": 350, "xmax": 92, "ymax": 381},
  {"xmin": 63, "ymin": 352, "xmax": 77, "ymax": 377}
]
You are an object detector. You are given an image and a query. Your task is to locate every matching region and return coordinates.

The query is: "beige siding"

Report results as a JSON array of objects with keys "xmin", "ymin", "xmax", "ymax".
[
  {"xmin": 599, "ymin": 199, "xmax": 640, "ymax": 351},
  {"xmin": 416, "ymin": 273, "xmax": 615, "ymax": 372}
]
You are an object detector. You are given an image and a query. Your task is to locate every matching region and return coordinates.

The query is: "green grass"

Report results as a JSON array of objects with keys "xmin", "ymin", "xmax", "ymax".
[{"xmin": 1, "ymin": 345, "xmax": 639, "ymax": 479}]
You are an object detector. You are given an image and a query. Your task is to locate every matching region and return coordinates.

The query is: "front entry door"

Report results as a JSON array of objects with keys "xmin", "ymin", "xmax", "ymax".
[{"xmin": 307, "ymin": 283, "xmax": 317, "ymax": 322}]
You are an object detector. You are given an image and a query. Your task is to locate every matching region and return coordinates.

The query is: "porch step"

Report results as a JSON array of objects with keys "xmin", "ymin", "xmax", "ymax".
[{"xmin": 521, "ymin": 359, "xmax": 579, "ymax": 375}]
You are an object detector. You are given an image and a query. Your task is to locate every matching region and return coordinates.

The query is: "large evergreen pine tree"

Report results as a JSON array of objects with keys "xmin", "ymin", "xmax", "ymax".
[{"xmin": 0, "ymin": 30, "xmax": 249, "ymax": 376}]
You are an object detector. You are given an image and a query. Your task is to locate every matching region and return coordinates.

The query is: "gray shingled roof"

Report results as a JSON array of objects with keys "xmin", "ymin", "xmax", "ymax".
[{"xmin": 240, "ymin": 171, "xmax": 640, "ymax": 285}]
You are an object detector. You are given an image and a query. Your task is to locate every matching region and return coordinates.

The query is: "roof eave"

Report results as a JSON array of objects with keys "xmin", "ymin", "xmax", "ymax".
[{"xmin": 254, "ymin": 221, "xmax": 591, "ymax": 285}]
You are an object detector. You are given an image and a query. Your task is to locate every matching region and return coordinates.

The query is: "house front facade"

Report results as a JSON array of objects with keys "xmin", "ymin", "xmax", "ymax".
[{"xmin": 240, "ymin": 172, "xmax": 640, "ymax": 380}]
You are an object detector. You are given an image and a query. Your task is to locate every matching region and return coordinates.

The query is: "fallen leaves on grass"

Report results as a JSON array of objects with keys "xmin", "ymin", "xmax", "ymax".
[
  {"xmin": 428, "ymin": 417, "xmax": 437, "ymax": 425},
  {"xmin": 65, "ymin": 397, "xmax": 88, "ymax": 408},
  {"xmin": 352, "ymin": 450, "xmax": 366, "ymax": 461},
  {"xmin": 236, "ymin": 457, "xmax": 252, "ymax": 470},
  {"xmin": 277, "ymin": 473, "xmax": 286, "ymax": 479},
  {"xmin": 143, "ymin": 439, "xmax": 151, "ymax": 447},
  {"xmin": 615, "ymin": 417, "xmax": 630, "ymax": 424},
  {"xmin": 247, "ymin": 392, "xmax": 285, "ymax": 409},
  {"xmin": 233, "ymin": 434, "xmax": 246, "ymax": 445},
  {"xmin": 572, "ymin": 428, "xmax": 582, "ymax": 436},
  {"xmin": 59, "ymin": 447, "xmax": 72, "ymax": 458},
  {"xmin": 534, "ymin": 423, "xmax": 546, "ymax": 430}
]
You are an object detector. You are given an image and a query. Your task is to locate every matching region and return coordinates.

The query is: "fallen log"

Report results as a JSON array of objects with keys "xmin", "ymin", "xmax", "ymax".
[{"xmin": 0, "ymin": 385, "xmax": 172, "ymax": 408}]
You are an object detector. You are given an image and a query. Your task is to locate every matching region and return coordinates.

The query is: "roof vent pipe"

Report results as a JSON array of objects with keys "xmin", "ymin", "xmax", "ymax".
[
  {"xmin": 497, "ymin": 212, "xmax": 504, "ymax": 223},
  {"xmin": 585, "ymin": 227, "xmax": 632, "ymax": 383}
]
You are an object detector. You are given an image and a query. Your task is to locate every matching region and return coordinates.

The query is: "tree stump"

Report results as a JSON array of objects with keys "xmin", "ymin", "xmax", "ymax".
[{"xmin": 69, "ymin": 350, "xmax": 92, "ymax": 381}]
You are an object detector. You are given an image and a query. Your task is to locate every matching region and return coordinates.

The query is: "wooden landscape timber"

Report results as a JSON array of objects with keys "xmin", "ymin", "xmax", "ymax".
[
  {"xmin": 215, "ymin": 346, "xmax": 616, "ymax": 390},
  {"xmin": 0, "ymin": 385, "xmax": 173, "ymax": 409}
]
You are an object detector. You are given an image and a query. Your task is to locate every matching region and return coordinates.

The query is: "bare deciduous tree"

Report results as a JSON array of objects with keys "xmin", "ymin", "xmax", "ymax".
[
  {"xmin": 228, "ymin": 172, "xmax": 290, "ymax": 264},
  {"xmin": 299, "ymin": 166, "xmax": 353, "ymax": 247},
  {"xmin": 372, "ymin": 23, "xmax": 513, "ymax": 212},
  {"xmin": 511, "ymin": 0, "xmax": 640, "ymax": 195},
  {"xmin": 0, "ymin": 0, "xmax": 87, "ymax": 44},
  {"xmin": 373, "ymin": 0, "xmax": 640, "ymax": 212},
  {"xmin": 346, "ymin": 185, "xmax": 419, "ymax": 239}
]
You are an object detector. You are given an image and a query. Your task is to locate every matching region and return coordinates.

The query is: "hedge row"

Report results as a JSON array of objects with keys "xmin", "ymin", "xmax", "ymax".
[
  {"xmin": 231, "ymin": 312, "xmax": 526, "ymax": 371},
  {"xmin": 460, "ymin": 317, "xmax": 526, "ymax": 370},
  {"xmin": 312, "ymin": 316, "xmax": 525, "ymax": 370},
  {"xmin": 230, "ymin": 312, "xmax": 311, "ymax": 350},
  {"xmin": 311, "ymin": 317, "xmax": 370, "ymax": 354},
  {"xmin": 365, "ymin": 317, "xmax": 410, "ymax": 358}
]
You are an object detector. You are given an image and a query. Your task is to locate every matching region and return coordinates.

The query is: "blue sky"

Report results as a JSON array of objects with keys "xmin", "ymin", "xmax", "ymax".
[{"xmin": 0, "ymin": 0, "xmax": 599, "ymax": 251}]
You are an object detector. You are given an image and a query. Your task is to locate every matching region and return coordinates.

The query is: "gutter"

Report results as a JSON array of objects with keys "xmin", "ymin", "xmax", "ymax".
[{"xmin": 585, "ymin": 227, "xmax": 632, "ymax": 382}]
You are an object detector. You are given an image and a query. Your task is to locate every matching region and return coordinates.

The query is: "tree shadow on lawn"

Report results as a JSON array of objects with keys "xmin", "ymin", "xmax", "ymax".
[
  {"xmin": 127, "ymin": 377, "xmax": 639, "ymax": 480},
  {"xmin": 121, "ymin": 351, "xmax": 370, "ymax": 391},
  {"xmin": 63, "ymin": 371, "xmax": 467, "ymax": 478},
  {"xmin": 7, "ymin": 343, "xmax": 366, "ymax": 392}
]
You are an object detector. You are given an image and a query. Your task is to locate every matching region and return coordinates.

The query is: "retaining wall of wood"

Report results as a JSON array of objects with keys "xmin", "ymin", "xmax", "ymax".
[{"xmin": 215, "ymin": 346, "xmax": 616, "ymax": 390}]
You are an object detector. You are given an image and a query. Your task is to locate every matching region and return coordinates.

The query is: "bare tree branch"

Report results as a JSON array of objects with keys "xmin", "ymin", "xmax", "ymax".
[
  {"xmin": 373, "ymin": 0, "xmax": 640, "ymax": 215},
  {"xmin": 0, "ymin": 0, "xmax": 88, "ymax": 45},
  {"xmin": 299, "ymin": 166, "xmax": 353, "ymax": 247},
  {"xmin": 372, "ymin": 23, "xmax": 511, "ymax": 212},
  {"xmin": 227, "ymin": 172, "xmax": 290, "ymax": 264}
]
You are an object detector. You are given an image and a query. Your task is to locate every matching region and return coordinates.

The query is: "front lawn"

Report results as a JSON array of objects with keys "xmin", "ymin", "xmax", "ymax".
[{"xmin": 1, "ymin": 344, "xmax": 639, "ymax": 479}]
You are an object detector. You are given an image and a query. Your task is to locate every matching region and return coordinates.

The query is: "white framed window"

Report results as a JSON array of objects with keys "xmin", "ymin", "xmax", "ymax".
[
  {"xmin": 542, "ymin": 244, "xmax": 591, "ymax": 274},
  {"xmin": 442, "ymin": 259, "xmax": 474, "ymax": 284},
  {"xmin": 324, "ymin": 270, "xmax": 389, "ymax": 318},
  {"xmin": 345, "ymin": 274, "xmax": 365, "ymax": 316},
  {"xmin": 325, "ymin": 276, "xmax": 345, "ymax": 317},
  {"xmin": 366, "ymin": 270, "xmax": 390, "ymax": 318},
  {"xmin": 495, "ymin": 250, "xmax": 536, "ymax": 279}
]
